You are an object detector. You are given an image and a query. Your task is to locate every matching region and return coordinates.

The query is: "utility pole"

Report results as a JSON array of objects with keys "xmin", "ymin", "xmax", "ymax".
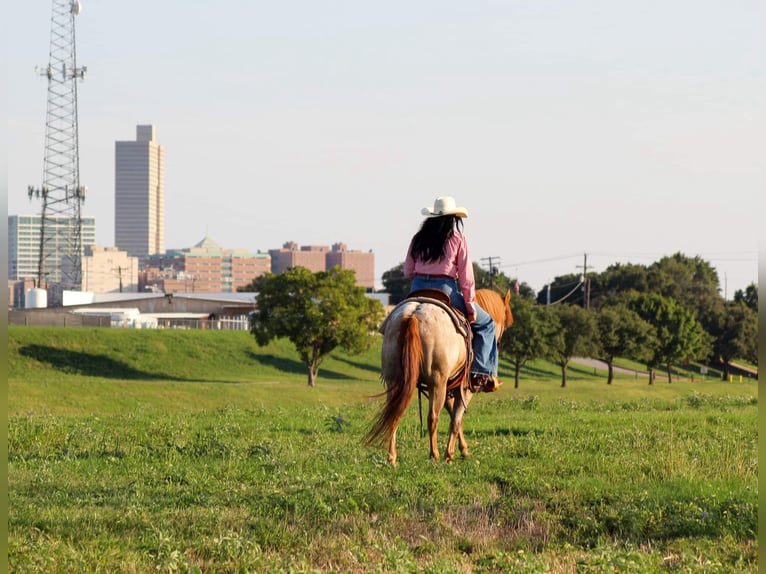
[
  {"xmin": 112, "ymin": 266, "xmax": 124, "ymax": 293},
  {"xmin": 480, "ymin": 256, "xmax": 500, "ymax": 287},
  {"xmin": 576, "ymin": 253, "xmax": 590, "ymax": 309}
]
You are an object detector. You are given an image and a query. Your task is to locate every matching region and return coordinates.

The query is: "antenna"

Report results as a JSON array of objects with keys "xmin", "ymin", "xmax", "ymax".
[{"xmin": 28, "ymin": 0, "xmax": 87, "ymax": 292}]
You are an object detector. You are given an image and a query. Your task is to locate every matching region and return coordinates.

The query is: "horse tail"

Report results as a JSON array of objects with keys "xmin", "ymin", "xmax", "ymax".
[{"xmin": 364, "ymin": 315, "xmax": 422, "ymax": 446}]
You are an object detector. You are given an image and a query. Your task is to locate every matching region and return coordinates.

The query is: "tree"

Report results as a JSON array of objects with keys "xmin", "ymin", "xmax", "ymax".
[
  {"xmin": 546, "ymin": 304, "xmax": 599, "ymax": 387},
  {"xmin": 733, "ymin": 283, "xmax": 758, "ymax": 312},
  {"xmin": 380, "ymin": 264, "xmax": 410, "ymax": 305},
  {"xmin": 647, "ymin": 253, "xmax": 722, "ymax": 321},
  {"xmin": 628, "ymin": 293, "xmax": 709, "ymax": 384},
  {"xmin": 588, "ymin": 262, "xmax": 649, "ymax": 309},
  {"xmin": 594, "ymin": 304, "xmax": 655, "ymax": 384},
  {"xmin": 501, "ymin": 295, "xmax": 556, "ymax": 388},
  {"xmin": 247, "ymin": 266, "xmax": 384, "ymax": 387},
  {"xmin": 708, "ymin": 302, "xmax": 758, "ymax": 378}
]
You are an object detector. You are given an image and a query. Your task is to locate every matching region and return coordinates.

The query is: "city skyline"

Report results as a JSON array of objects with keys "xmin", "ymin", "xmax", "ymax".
[{"xmin": 7, "ymin": 1, "xmax": 762, "ymax": 295}]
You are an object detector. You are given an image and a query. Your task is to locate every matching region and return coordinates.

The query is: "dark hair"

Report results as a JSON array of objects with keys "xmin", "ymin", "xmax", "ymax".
[{"xmin": 410, "ymin": 215, "xmax": 464, "ymax": 263}]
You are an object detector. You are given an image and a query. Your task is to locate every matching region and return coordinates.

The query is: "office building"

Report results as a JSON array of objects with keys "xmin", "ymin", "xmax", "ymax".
[
  {"xmin": 115, "ymin": 125, "xmax": 165, "ymax": 257},
  {"xmin": 7, "ymin": 214, "xmax": 96, "ymax": 284}
]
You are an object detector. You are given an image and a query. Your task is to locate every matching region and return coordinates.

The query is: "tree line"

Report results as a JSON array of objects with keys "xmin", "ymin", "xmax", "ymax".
[{"xmin": 381, "ymin": 252, "xmax": 757, "ymax": 387}]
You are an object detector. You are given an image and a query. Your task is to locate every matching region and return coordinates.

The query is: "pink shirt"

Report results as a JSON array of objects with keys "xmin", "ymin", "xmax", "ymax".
[{"xmin": 403, "ymin": 231, "xmax": 477, "ymax": 313}]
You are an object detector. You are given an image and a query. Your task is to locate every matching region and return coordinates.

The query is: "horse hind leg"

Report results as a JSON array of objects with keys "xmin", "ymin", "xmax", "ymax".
[
  {"xmin": 428, "ymin": 382, "xmax": 448, "ymax": 461},
  {"xmin": 387, "ymin": 427, "xmax": 398, "ymax": 467}
]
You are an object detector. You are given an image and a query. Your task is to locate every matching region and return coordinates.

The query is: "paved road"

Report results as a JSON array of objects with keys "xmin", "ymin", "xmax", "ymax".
[{"xmin": 571, "ymin": 357, "xmax": 648, "ymax": 377}]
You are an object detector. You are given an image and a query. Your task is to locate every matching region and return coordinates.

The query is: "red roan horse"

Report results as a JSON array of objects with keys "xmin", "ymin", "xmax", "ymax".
[{"xmin": 365, "ymin": 288, "xmax": 513, "ymax": 466}]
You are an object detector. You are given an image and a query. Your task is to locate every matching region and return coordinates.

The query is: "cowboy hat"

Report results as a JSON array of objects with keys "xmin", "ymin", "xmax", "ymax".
[{"xmin": 421, "ymin": 196, "xmax": 469, "ymax": 218}]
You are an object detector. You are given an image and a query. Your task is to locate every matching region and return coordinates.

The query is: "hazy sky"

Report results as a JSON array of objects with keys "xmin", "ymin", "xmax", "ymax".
[{"xmin": 7, "ymin": 1, "xmax": 763, "ymax": 295}]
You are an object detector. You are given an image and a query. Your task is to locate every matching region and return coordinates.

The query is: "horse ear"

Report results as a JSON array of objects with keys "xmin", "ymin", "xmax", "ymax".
[{"xmin": 504, "ymin": 289, "xmax": 511, "ymax": 304}]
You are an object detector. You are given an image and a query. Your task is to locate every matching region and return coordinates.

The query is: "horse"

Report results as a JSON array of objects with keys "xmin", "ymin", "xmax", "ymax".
[{"xmin": 364, "ymin": 288, "xmax": 513, "ymax": 466}]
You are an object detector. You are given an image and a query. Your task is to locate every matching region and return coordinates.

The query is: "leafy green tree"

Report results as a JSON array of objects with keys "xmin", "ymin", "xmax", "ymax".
[
  {"xmin": 708, "ymin": 302, "xmax": 758, "ymax": 378},
  {"xmin": 647, "ymin": 253, "xmax": 722, "ymax": 322},
  {"xmin": 546, "ymin": 304, "xmax": 599, "ymax": 387},
  {"xmin": 628, "ymin": 293, "xmax": 709, "ymax": 384},
  {"xmin": 247, "ymin": 266, "xmax": 384, "ymax": 387},
  {"xmin": 380, "ymin": 263, "xmax": 410, "ymax": 305},
  {"xmin": 588, "ymin": 262, "xmax": 649, "ymax": 309},
  {"xmin": 594, "ymin": 304, "xmax": 655, "ymax": 384},
  {"xmin": 733, "ymin": 283, "xmax": 758, "ymax": 312},
  {"xmin": 501, "ymin": 295, "xmax": 556, "ymax": 388}
]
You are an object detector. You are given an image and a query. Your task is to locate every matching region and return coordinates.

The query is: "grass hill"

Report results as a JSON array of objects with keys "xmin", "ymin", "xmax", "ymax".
[{"xmin": 8, "ymin": 325, "xmax": 756, "ymax": 417}]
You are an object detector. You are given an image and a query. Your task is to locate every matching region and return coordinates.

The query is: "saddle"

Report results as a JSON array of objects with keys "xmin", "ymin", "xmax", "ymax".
[{"xmin": 381, "ymin": 288, "xmax": 473, "ymax": 392}]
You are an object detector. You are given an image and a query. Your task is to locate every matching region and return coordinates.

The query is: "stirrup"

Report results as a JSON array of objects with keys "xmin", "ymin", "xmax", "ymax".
[{"xmin": 469, "ymin": 373, "xmax": 502, "ymax": 393}]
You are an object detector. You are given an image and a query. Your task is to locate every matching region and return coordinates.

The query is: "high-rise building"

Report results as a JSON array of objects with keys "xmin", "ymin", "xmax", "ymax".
[
  {"xmin": 8, "ymin": 214, "xmax": 96, "ymax": 284},
  {"xmin": 115, "ymin": 125, "xmax": 165, "ymax": 257}
]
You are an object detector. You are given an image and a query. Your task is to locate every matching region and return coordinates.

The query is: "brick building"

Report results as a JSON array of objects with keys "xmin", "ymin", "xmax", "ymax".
[
  {"xmin": 269, "ymin": 241, "xmax": 375, "ymax": 290},
  {"xmin": 140, "ymin": 235, "xmax": 270, "ymax": 293}
]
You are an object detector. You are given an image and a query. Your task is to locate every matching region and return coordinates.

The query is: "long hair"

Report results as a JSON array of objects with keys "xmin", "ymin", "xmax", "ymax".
[{"xmin": 410, "ymin": 215, "xmax": 463, "ymax": 263}]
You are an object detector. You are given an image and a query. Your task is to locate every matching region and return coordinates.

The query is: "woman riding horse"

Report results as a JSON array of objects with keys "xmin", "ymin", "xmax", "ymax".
[
  {"xmin": 365, "ymin": 196, "xmax": 513, "ymax": 466},
  {"xmin": 404, "ymin": 196, "xmax": 501, "ymax": 392},
  {"xmin": 365, "ymin": 287, "xmax": 512, "ymax": 465}
]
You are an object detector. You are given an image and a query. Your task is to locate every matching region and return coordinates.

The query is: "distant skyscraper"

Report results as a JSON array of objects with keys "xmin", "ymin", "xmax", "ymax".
[
  {"xmin": 8, "ymin": 214, "xmax": 96, "ymax": 284},
  {"xmin": 115, "ymin": 125, "xmax": 165, "ymax": 257}
]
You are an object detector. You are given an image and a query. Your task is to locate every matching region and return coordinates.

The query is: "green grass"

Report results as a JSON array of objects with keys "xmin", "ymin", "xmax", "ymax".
[{"xmin": 7, "ymin": 326, "xmax": 758, "ymax": 572}]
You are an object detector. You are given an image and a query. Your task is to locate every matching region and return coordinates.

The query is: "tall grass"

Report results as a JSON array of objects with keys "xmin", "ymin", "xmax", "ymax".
[{"xmin": 8, "ymin": 326, "xmax": 758, "ymax": 572}]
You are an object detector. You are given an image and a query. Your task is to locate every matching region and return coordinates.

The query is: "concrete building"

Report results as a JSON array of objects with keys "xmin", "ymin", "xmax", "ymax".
[
  {"xmin": 269, "ymin": 241, "xmax": 375, "ymax": 289},
  {"xmin": 139, "ymin": 235, "xmax": 270, "ymax": 293},
  {"xmin": 115, "ymin": 125, "xmax": 165, "ymax": 257},
  {"xmin": 80, "ymin": 246, "xmax": 140, "ymax": 293},
  {"xmin": 7, "ymin": 214, "xmax": 96, "ymax": 284}
]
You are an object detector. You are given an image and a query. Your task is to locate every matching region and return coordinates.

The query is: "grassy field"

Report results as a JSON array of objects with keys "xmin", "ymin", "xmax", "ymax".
[{"xmin": 8, "ymin": 326, "xmax": 758, "ymax": 572}]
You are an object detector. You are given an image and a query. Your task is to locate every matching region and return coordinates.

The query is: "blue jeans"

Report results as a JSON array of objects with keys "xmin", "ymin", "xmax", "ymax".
[{"xmin": 410, "ymin": 276, "xmax": 498, "ymax": 377}]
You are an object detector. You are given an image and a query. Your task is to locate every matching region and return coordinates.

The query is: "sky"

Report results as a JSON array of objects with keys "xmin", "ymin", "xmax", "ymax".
[{"xmin": 6, "ymin": 1, "xmax": 764, "ymax": 296}]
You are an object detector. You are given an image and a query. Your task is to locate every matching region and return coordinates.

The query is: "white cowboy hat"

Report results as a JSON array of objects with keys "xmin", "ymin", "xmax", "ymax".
[{"xmin": 421, "ymin": 196, "xmax": 469, "ymax": 218}]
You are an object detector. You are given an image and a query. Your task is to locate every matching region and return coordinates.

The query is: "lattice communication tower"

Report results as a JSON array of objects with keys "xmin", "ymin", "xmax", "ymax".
[{"xmin": 28, "ymin": 0, "xmax": 87, "ymax": 290}]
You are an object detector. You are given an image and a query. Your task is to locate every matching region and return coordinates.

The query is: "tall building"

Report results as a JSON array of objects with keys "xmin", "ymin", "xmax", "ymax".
[
  {"xmin": 8, "ymin": 214, "xmax": 96, "ymax": 285},
  {"xmin": 115, "ymin": 125, "xmax": 165, "ymax": 257}
]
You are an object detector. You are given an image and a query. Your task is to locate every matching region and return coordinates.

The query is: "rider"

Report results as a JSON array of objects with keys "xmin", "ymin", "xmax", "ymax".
[{"xmin": 403, "ymin": 196, "xmax": 501, "ymax": 393}]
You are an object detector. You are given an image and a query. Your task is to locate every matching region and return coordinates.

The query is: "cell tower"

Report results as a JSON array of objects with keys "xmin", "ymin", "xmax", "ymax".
[{"xmin": 27, "ymin": 0, "xmax": 87, "ymax": 291}]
